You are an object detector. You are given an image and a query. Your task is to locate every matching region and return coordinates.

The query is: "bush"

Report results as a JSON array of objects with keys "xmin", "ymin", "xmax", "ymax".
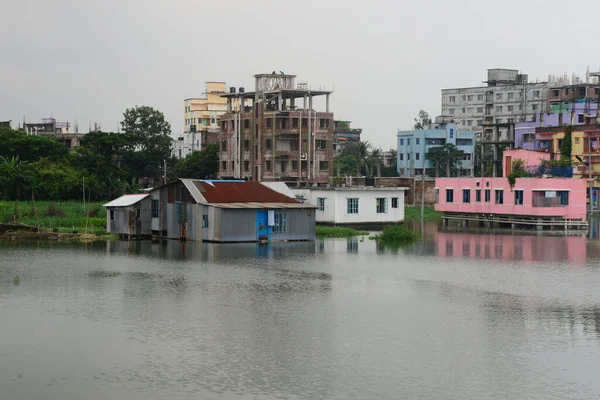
[
  {"xmin": 376, "ymin": 225, "xmax": 420, "ymax": 243},
  {"xmin": 316, "ymin": 226, "xmax": 368, "ymax": 238},
  {"xmin": 45, "ymin": 203, "xmax": 66, "ymax": 218}
]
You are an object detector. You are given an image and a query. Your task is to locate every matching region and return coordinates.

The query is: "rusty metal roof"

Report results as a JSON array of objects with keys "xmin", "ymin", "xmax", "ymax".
[
  {"xmin": 208, "ymin": 202, "xmax": 317, "ymax": 209},
  {"xmin": 198, "ymin": 181, "xmax": 300, "ymax": 204},
  {"xmin": 103, "ymin": 193, "xmax": 149, "ymax": 207}
]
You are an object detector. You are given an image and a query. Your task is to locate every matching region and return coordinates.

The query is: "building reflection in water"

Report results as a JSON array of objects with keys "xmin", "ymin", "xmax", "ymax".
[
  {"xmin": 106, "ymin": 239, "xmax": 316, "ymax": 262},
  {"xmin": 434, "ymin": 231, "xmax": 587, "ymax": 263}
]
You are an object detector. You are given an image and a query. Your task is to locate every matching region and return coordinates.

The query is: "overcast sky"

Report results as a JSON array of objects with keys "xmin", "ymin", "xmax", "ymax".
[{"xmin": 2, "ymin": 0, "xmax": 600, "ymax": 150}]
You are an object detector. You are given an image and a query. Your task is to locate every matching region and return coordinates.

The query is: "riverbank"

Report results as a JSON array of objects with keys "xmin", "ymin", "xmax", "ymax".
[
  {"xmin": 0, "ymin": 201, "xmax": 106, "ymax": 234},
  {"xmin": 404, "ymin": 205, "xmax": 442, "ymax": 221}
]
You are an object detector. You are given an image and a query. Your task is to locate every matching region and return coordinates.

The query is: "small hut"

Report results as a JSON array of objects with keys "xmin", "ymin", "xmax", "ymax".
[{"xmin": 103, "ymin": 193, "xmax": 152, "ymax": 239}]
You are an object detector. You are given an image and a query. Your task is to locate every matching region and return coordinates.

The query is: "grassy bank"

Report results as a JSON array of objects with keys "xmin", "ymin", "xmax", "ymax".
[
  {"xmin": 404, "ymin": 205, "xmax": 442, "ymax": 221},
  {"xmin": 316, "ymin": 226, "xmax": 369, "ymax": 238},
  {"xmin": 0, "ymin": 201, "xmax": 106, "ymax": 234}
]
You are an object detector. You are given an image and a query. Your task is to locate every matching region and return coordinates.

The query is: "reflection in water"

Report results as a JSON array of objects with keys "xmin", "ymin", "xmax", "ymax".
[
  {"xmin": 4, "ymin": 225, "xmax": 600, "ymax": 398},
  {"xmin": 434, "ymin": 231, "xmax": 587, "ymax": 263},
  {"xmin": 106, "ymin": 239, "xmax": 316, "ymax": 262}
]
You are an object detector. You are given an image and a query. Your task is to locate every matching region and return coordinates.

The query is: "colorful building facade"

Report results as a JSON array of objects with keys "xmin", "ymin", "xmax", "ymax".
[{"xmin": 397, "ymin": 118, "xmax": 475, "ymax": 177}]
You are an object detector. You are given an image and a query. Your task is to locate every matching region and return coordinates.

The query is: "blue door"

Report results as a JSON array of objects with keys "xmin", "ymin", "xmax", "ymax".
[{"xmin": 256, "ymin": 210, "xmax": 271, "ymax": 241}]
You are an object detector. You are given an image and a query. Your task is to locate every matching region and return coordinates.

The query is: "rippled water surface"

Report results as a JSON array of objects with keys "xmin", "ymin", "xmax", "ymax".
[{"xmin": 2, "ymin": 224, "xmax": 600, "ymax": 399}]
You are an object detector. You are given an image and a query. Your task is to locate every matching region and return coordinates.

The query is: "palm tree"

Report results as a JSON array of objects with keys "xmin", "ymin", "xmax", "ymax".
[
  {"xmin": 0, "ymin": 156, "xmax": 30, "ymax": 221},
  {"xmin": 354, "ymin": 141, "xmax": 371, "ymax": 176},
  {"xmin": 369, "ymin": 147, "xmax": 384, "ymax": 177}
]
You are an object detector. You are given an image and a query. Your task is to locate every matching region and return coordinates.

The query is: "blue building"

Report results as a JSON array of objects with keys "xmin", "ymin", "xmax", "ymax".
[{"xmin": 397, "ymin": 117, "xmax": 475, "ymax": 177}]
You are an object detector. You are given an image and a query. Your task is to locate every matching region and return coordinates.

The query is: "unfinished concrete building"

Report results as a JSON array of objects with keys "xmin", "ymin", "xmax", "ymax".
[{"xmin": 218, "ymin": 73, "xmax": 334, "ymax": 186}]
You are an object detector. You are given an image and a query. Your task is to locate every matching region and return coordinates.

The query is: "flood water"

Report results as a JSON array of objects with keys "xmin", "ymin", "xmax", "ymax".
[{"xmin": 2, "ymin": 223, "xmax": 600, "ymax": 399}]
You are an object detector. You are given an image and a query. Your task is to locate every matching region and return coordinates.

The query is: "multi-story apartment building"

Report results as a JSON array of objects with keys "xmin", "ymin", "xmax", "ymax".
[
  {"xmin": 174, "ymin": 82, "xmax": 235, "ymax": 158},
  {"xmin": 218, "ymin": 73, "xmax": 334, "ymax": 186},
  {"xmin": 333, "ymin": 120, "xmax": 361, "ymax": 152},
  {"xmin": 397, "ymin": 116, "xmax": 475, "ymax": 177},
  {"xmin": 441, "ymin": 69, "xmax": 549, "ymax": 140}
]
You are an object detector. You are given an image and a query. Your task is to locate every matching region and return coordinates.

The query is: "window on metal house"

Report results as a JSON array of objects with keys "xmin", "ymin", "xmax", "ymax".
[
  {"xmin": 317, "ymin": 198, "xmax": 326, "ymax": 211},
  {"xmin": 347, "ymin": 198, "xmax": 359, "ymax": 214},
  {"xmin": 110, "ymin": 209, "xmax": 115, "ymax": 220},
  {"xmin": 176, "ymin": 202, "xmax": 187, "ymax": 223},
  {"xmin": 151, "ymin": 199, "xmax": 159, "ymax": 218},
  {"xmin": 376, "ymin": 198, "xmax": 388, "ymax": 213},
  {"xmin": 475, "ymin": 189, "xmax": 481, "ymax": 202},
  {"xmin": 484, "ymin": 189, "xmax": 490, "ymax": 202},
  {"xmin": 391, "ymin": 198, "xmax": 399, "ymax": 208},
  {"xmin": 202, "ymin": 214, "xmax": 209, "ymax": 228},
  {"xmin": 274, "ymin": 212, "xmax": 287, "ymax": 233}
]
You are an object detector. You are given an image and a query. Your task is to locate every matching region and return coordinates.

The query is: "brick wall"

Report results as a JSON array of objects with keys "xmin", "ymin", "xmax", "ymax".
[{"xmin": 375, "ymin": 177, "xmax": 436, "ymax": 205}]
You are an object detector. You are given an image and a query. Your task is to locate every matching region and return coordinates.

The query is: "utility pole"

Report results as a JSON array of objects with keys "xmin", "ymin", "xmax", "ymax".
[
  {"xmin": 590, "ymin": 136, "xmax": 593, "ymax": 214},
  {"xmin": 163, "ymin": 159, "xmax": 167, "ymax": 185},
  {"xmin": 421, "ymin": 165, "xmax": 425, "ymax": 220}
]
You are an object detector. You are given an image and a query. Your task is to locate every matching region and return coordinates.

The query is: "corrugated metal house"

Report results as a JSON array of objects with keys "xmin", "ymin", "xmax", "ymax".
[
  {"xmin": 103, "ymin": 193, "xmax": 153, "ymax": 238},
  {"xmin": 106, "ymin": 179, "xmax": 317, "ymax": 242}
]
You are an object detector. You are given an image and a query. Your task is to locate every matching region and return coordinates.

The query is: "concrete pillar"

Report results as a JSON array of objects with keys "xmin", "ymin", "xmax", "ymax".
[
  {"xmin": 303, "ymin": 94, "xmax": 307, "ymax": 110},
  {"xmin": 536, "ymin": 218, "xmax": 543, "ymax": 232},
  {"xmin": 326, "ymin": 94, "xmax": 330, "ymax": 113}
]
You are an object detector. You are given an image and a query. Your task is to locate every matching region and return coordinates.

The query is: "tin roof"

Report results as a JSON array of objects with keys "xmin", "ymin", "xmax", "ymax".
[
  {"xmin": 198, "ymin": 181, "xmax": 300, "ymax": 204},
  {"xmin": 208, "ymin": 202, "xmax": 317, "ymax": 209},
  {"xmin": 103, "ymin": 193, "xmax": 149, "ymax": 207}
]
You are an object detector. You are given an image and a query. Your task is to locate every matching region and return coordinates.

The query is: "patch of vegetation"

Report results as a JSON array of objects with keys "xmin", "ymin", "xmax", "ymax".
[
  {"xmin": 372, "ymin": 225, "xmax": 421, "ymax": 243},
  {"xmin": 0, "ymin": 201, "xmax": 106, "ymax": 233},
  {"xmin": 316, "ymin": 226, "xmax": 368, "ymax": 238},
  {"xmin": 13, "ymin": 275, "xmax": 20, "ymax": 285},
  {"xmin": 89, "ymin": 270, "xmax": 121, "ymax": 278},
  {"xmin": 404, "ymin": 205, "xmax": 442, "ymax": 221},
  {"xmin": 507, "ymin": 158, "xmax": 530, "ymax": 188}
]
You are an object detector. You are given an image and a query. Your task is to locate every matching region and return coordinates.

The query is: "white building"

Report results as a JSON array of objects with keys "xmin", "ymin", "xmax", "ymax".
[
  {"xmin": 290, "ymin": 187, "xmax": 408, "ymax": 228},
  {"xmin": 441, "ymin": 69, "xmax": 549, "ymax": 139}
]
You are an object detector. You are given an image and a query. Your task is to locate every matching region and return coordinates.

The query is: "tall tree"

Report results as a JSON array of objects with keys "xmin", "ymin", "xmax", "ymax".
[
  {"xmin": 346, "ymin": 141, "xmax": 372, "ymax": 176},
  {"xmin": 369, "ymin": 147, "xmax": 384, "ymax": 177},
  {"xmin": 121, "ymin": 106, "xmax": 172, "ymax": 143},
  {"xmin": 121, "ymin": 106, "xmax": 173, "ymax": 178},
  {"xmin": 413, "ymin": 110, "xmax": 431, "ymax": 130},
  {"xmin": 560, "ymin": 125, "xmax": 573, "ymax": 165},
  {"xmin": 0, "ymin": 156, "xmax": 30, "ymax": 219}
]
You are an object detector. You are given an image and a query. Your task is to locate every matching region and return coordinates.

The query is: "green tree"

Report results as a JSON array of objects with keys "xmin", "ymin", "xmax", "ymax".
[
  {"xmin": 173, "ymin": 144, "xmax": 219, "ymax": 179},
  {"xmin": 345, "ymin": 141, "xmax": 372, "ymax": 176},
  {"xmin": 121, "ymin": 106, "xmax": 173, "ymax": 179},
  {"xmin": 0, "ymin": 127, "xmax": 69, "ymax": 162},
  {"xmin": 560, "ymin": 125, "xmax": 573, "ymax": 165},
  {"xmin": 368, "ymin": 147, "xmax": 383, "ymax": 177},
  {"xmin": 0, "ymin": 156, "xmax": 30, "ymax": 219},
  {"xmin": 334, "ymin": 153, "xmax": 357, "ymax": 176},
  {"xmin": 427, "ymin": 144, "xmax": 464, "ymax": 177},
  {"xmin": 413, "ymin": 110, "xmax": 431, "ymax": 130}
]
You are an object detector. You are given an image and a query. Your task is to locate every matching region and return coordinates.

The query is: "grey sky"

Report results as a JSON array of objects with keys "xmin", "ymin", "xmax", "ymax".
[{"xmin": 2, "ymin": 0, "xmax": 600, "ymax": 150}]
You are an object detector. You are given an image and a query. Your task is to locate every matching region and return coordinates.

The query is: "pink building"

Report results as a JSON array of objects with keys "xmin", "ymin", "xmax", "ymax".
[
  {"xmin": 435, "ymin": 177, "xmax": 587, "ymax": 220},
  {"xmin": 435, "ymin": 148, "xmax": 587, "ymax": 230}
]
